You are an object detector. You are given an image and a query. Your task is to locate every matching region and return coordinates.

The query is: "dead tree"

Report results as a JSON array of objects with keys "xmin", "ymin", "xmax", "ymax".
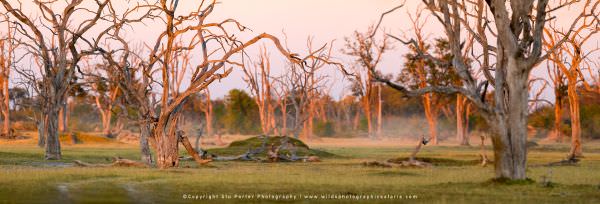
[
  {"xmin": 1, "ymin": 0, "xmax": 112, "ymax": 159},
  {"xmin": 86, "ymin": 61, "xmax": 122, "ymax": 138},
  {"xmin": 369, "ymin": 0, "xmax": 598, "ymax": 180},
  {"xmin": 278, "ymin": 38, "xmax": 336, "ymax": 140},
  {"xmin": 142, "ymin": 0, "xmax": 310, "ymax": 168},
  {"xmin": 89, "ymin": 2, "xmax": 163, "ymax": 164},
  {"xmin": 544, "ymin": 56, "xmax": 567, "ymax": 142},
  {"xmin": 544, "ymin": 9, "xmax": 599, "ymax": 158},
  {"xmin": 273, "ymin": 80, "xmax": 289, "ymax": 136},
  {"xmin": 0, "ymin": 14, "xmax": 15, "ymax": 139},
  {"xmin": 242, "ymin": 46, "xmax": 277, "ymax": 135},
  {"xmin": 456, "ymin": 94, "xmax": 471, "ymax": 145},
  {"xmin": 301, "ymin": 38, "xmax": 335, "ymax": 140},
  {"xmin": 198, "ymin": 89, "xmax": 213, "ymax": 138},
  {"xmin": 376, "ymin": 83, "xmax": 383, "ymax": 138},
  {"xmin": 342, "ymin": 27, "xmax": 389, "ymax": 139}
]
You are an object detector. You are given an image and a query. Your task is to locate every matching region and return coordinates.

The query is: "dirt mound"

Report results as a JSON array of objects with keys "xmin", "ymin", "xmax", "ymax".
[
  {"xmin": 209, "ymin": 136, "xmax": 336, "ymax": 159},
  {"xmin": 59, "ymin": 132, "xmax": 114, "ymax": 144},
  {"xmin": 116, "ymin": 131, "xmax": 139, "ymax": 144}
]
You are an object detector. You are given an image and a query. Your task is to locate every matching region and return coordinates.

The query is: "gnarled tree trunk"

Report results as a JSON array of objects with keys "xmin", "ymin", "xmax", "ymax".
[
  {"xmin": 154, "ymin": 124, "xmax": 179, "ymax": 168},
  {"xmin": 139, "ymin": 120, "xmax": 153, "ymax": 164},
  {"xmin": 490, "ymin": 59, "xmax": 529, "ymax": 180},
  {"xmin": 44, "ymin": 103, "xmax": 61, "ymax": 160}
]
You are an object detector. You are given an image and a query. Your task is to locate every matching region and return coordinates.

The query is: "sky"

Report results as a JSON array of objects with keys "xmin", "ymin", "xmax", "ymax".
[
  {"xmin": 3, "ymin": 0, "xmax": 598, "ymax": 102},
  {"xmin": 169, "ymin": 0, "xmax": 413, "ymax": 99},
  {"xmin": 136, "ymin": 0, "xmax": 598, "ymax": 101}
]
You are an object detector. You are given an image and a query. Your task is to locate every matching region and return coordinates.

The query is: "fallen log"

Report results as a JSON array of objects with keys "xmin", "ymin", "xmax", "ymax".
[
  {"xmin": 74, "ymin": 157, "xmax": 149, "ymax": 168},
  {"xmin": 210, "ymin": 136, "xmax": 321, "ymax": 162},
  {"xmin": 178, "ymin": 131, "xmax": 212, "ymax": 166},
  {"xmin": 363, "ymin": 160, "xmax": 430, "ymax": 168},
  {"xmin": 364, "ymin": 135, "xmax": 431, "ymax": 168},
  {"xmin": 211, "ymin": 135, "xmax": 270, "ymax": 161},
  {"xmin": 545, "ymin": 157, "xmax": 579, "ymax": 167}
]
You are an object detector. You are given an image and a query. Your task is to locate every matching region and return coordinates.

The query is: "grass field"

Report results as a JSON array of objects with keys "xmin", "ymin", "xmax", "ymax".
[{"xmin": 1, "ymin": 134, "xmax": 600, "ymax": 203}]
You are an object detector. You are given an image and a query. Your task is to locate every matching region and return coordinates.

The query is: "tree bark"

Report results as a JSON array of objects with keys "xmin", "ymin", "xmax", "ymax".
[
  {"xmin": 37, "ymin": 118, "xmax": 45, "ymax": 148},
  {"xmin": 376, "ymin": 83, "xmax": 383, "ymax": 138},
  {"xmin": 553, "ymin": 93, "xmax": 563, "ymax": 142},
  {"xmin": 490, "ymin": 59, "xmax": 528, "ymax": 180},
  {"xmin": 363, "ymin": 95, "xmax": 373, "ymax": 139},
  {"xmin": 139, "ymin": 120, "xmax": 153, "ymax": 164},
  {"xmin": 456, "ymin": 94, "xmax": 469, "ymax": 145},
  {"xmin": 155, "ymin": 129, "xmax": 179, "ymax": 168},
  {"xmin": 58, "ymin": 102, "xmax": 68, "ymax": 132},
  {"xmin": 44, "ymin": 106, "xmax": 61, "ymax": 160},
  {"xmin": 1, "ymin": 75, "xmax": 8, "ymax": 137},
  {"xmin": 179, "ymin": 133, "xmax": 211, "ymax": 166},
  {"xmin": 567, "ymin": 79, "xmax": 582, "ymax": 157},
  {"xmin": 423, "ymin": 93, "xmax": 438, "ymax": 144}
]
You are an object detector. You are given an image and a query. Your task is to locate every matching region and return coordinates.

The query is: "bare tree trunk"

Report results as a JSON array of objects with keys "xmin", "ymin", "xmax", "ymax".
[
  {"xmin": 62, "ymin": 101, "xmax": 68, "ymax": 132},
  {"xmin": 139, "ymin": 120, "xmax": 153, "ymax": 164},
  {"xmin": 155, "ymin": 128, "xmax": 179, "ymax": 168},
  {"xmin": 280, "ymin": 99, "xmax": 287, "ymax": 136},
  {"xmin": 58, "ymin": 102, "xmax": 67, "ymax": 132},
  {"xmin": 305, "ymin": 100, "xmax": 315, "ymax": 139},
  {"xmin": 64, "ymin": 100, "xmax": 70, "ymax": 132},
  {"xmin": 58, "ymin": 108, "xmax": 63, "ymax": 132},
  {"xmin": 44, "ymin": 106, "xmax": 61, "ymax": 160},
  {"xmin": 353, "ymin": 109, "xmax": 360, "ymax": 131},
  {"xmin": 1, "ymin": 76, "xmax": 8, "ymax": 137},
  {"xmin": 553, "ymin": 95, "xmax": 563, "ymax": 142},
  {"xmin": 456, "ymin": 94, "xmax": 469, "ymax": 145},
  {"xmin": 203, "ymin": 90, "xmax": 213, "ymax": 137},
  {"xmin": 376, "ymin": 83, "xmax": 383, "ymax": 138},
  {"xmin": 423, "ymin": 93, "xmax": 438, "ymax": 144},
  {"xmin": 37, "ymin": 118, "xmax": 45, "ymax": 147},
  {"xmin": 491, "ymin": 60, "xmax": 528, "ymax": 180},
  {"xmin": 567, "ymin": 80, "xmax": 582, "ymax": 157},
  {"xmin": 363, "ymin": 96, "xmax": 373, "ymax": 139},
  {"xmin": 464, "ymin": 104, "xmax": 471, "ymax": 145}
]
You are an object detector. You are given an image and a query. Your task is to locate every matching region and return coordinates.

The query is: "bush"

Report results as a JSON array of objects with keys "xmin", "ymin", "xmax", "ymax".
[{"xmin": 313, "ymin": 121, "xmax": 335, "ymax": 137}]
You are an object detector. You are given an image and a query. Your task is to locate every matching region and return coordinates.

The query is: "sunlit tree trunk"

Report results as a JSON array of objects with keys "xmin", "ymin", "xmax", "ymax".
[
  {"xmin": 456, "ymin": 94, "xmax": 469, "ymax": 145},
  {"xmin": 566, "ymin": 79, "xmax": 582, "ymax": 157},
  {"xmin": 200, "ymin": 89, "xmax": 213, "ymax": 137},
  {"xmin": 0, "ymin": 26, "xmax": 12, "ymax": 138},
  {"xmin": 58, "ymin": 102, "xmax": 68, "ymax": 132},
  {"xmin": 376, "ymin": 83, "xmax": 383, "ymax": 138},
  {"xmin": 544, "ymin": 26, "xmax": 592, "ymax": 157},
  {"xmin": 553, "ymin": 93, "xmax": 563, "ymax": 142}
]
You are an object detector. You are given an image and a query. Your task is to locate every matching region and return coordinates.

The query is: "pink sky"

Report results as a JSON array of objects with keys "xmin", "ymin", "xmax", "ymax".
[{"xmin": 4, "ymin": 0, "xmax": 597, "ymax": 101}]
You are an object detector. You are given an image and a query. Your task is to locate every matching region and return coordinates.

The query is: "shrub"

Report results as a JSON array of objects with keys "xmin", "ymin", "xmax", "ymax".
[{"xmin": 314, "ymin": 121, "xmax": 335, "ymax": 137}]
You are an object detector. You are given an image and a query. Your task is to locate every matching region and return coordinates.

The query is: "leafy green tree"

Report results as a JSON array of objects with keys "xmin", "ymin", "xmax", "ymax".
[{"xmin": 224, "ymin": 89, "xmax": 260, "ymax": 134}]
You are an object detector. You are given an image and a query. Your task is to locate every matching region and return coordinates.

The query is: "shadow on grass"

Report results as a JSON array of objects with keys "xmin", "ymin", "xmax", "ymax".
[{"xmin": 370, "ymin": 171, "xmax": 420, "ymax": 177}]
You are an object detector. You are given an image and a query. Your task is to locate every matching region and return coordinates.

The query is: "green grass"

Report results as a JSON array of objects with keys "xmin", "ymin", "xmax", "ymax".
[{"xmin": 1, "ymin": 141, "xmax": 600, "ymax": 203}]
